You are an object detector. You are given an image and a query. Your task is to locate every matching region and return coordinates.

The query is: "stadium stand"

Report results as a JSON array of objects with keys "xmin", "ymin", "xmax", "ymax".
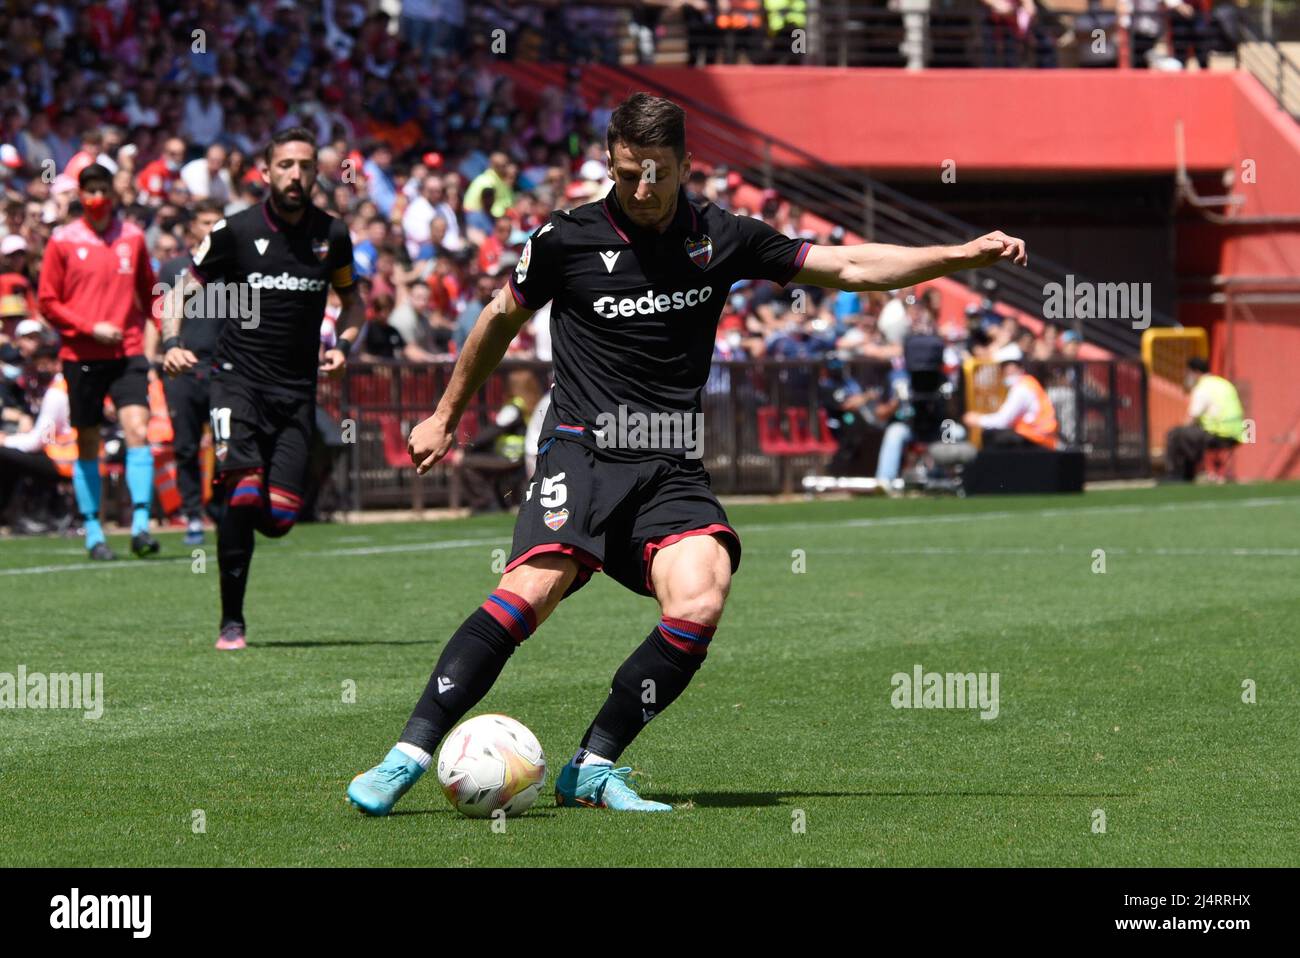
[{"xmin": 2, "ymin": 0, "xmax": 1296, "ymax": 526}]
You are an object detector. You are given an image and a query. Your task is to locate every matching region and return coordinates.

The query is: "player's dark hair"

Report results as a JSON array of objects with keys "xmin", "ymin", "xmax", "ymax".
[
  {"xmin": 193, "ymin": 199, "xmax": 225, "ymax": 218},
  {"xmin": 263, "ymin": 126, "xmax": 317, "ymax": 166},
  {"xmin": 77, "ymin": 163, "xmax": 113, "ymax": 190},
  {"xmin": 1187, "ymin": 356, "xmax": 1210, "ymax": 374},
  {"xmin": 606, "ymin": 93, "xmax": 686, "ymax": 161}
]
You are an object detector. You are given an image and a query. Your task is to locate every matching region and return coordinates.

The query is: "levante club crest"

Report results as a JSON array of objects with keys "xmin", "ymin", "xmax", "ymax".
[
  {"xmin": 685, "ymin": 234, "xmax": 712, "ymax": 269},
  {"xmin": 312, "ymin": 237, "xmax": 331, "ymax": 261}
]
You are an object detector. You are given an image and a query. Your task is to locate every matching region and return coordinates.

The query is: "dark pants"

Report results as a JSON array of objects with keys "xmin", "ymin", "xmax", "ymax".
[
  {"xmin": 165, "ymin": 366, "xmax": 211, "ymax": 520},
  {"xmin": 982, "ymin": 429, "xmax": 1039, "ymax": 450},
  {"xmin": 1170, "ymin": 11, "xmax": 1211, "ymax": 68},
  {"xmin": 685, "ymin": 7, "xmax": 722, "ymax": 65},
  {"xmin": 1131, "ymin": 29, "xmax": 1161, "ymax": 68},
  {"xmin": 458, "ymin": 453, "xmax": 525, "ymax": 512},
  {"xmin": 1165, "ymin": 423, "xmax": 1233, "ymax": 480},
  {"xmin": 827, "ymin": 417, "xmax": 874, "ymax": 476},
  {"xmin": 0, "ymin": 446, "xmax": 63, "ymax": 522}
]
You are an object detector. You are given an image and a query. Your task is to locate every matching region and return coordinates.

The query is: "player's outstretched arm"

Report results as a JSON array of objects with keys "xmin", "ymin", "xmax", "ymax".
[
  {"xmin": 408, "ymin": 286, "xmax": 533, "ymax": 475},
  {"xmin": 794, "ymin": 231, "xmax": 1027, "ymax": 292}
]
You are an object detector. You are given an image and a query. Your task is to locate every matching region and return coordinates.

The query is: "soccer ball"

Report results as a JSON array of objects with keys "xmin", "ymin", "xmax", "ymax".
[{"xmin": 437, "ymin": 714, "xmax": 547, "ymax": 818}]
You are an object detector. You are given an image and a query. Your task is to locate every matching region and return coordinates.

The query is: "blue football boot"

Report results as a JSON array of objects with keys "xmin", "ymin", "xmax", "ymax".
[
  {"xmin": 555, "ymin": 762, "xmax": 672, "ymax": 812},
  {"xmin": 347, "ymin": 747, "xmax": 426, "ymax": 816}
]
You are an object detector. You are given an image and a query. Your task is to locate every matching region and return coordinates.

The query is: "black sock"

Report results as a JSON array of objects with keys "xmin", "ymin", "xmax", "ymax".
[
  {"xmin": 400, "ymin": 589, "xmax": 537, "ymax": 754},
  {"xmin": 217, "ymin": 474, "xmax": 261, "ymax": 627},
  {"xmin": 580, "ymin": 617, "xmax": 716, "ymax": 762}
]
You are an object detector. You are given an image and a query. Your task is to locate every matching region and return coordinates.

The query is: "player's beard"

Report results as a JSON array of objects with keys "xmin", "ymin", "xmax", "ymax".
[{"xmin": 271, "ymin": 181, "xmax": 308, "ymax": 213}]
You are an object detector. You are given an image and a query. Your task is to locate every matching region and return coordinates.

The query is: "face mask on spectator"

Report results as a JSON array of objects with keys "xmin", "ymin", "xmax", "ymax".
[{"xmin": 82, "ymin": 195, "xmax": 112, "ymax": 219}]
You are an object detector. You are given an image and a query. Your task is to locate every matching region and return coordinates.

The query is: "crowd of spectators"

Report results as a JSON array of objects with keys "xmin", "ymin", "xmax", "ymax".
[
  {"xmin": 0, "ymin": 3, "xmax": 615, "ymax": 386},
  {"xmin": 0, "ymin": 3, "xmax": 1078, "ymax": 373},
  {"xmin": 0, "ymin": 0, "xmax": 1104, "ymax": 529}
]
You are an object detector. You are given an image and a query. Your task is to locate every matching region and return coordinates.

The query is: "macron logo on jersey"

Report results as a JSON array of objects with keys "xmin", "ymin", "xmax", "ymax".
[
  {"xmin": 248, "ymin": 272, "xmax": 328, "ymax": 292},
  {"xmin": 593, "ymin": 286, "xmax": 713, "ymax": 319}
]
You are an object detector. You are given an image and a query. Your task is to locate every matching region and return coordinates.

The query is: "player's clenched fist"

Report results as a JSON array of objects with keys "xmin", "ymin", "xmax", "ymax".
[
  {"xmin": 163, "ymin": 346, "xmax": 197, "ymax": 376},
  {"xmin": 408, "ymin": 413, "xmax": 455, "ymax": 475},
  {"xmin": 318, "ymin": 347, "xmax": 347, "ymax": 378},
  {"xmin": 960, "ymin": 231, "xmax": 1028, "ymax": 269}
]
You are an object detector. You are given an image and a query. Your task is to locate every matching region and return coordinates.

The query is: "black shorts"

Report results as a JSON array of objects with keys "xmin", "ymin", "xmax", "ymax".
[
  {"xmin": 505, "ymin": 437, "xmax": 741, "ymax": 598},
  {"xmin": 208, "ymin": 374, "xmax": 314, "ymax": 495},
  {"xmin": 62, "ymin": 355, "xmax": 150, "ymax": 429}
]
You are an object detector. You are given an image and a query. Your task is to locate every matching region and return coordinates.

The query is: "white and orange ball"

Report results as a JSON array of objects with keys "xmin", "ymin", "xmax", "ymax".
[{"xmin": 437, "ymin": 714, "xmax": 547, "ymax": 818}]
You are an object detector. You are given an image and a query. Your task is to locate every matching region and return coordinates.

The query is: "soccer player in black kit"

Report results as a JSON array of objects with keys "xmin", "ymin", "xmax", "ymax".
[
  {"xmin": 348, "ymin": 94, "xmax": 1028, "ymax": 813},
  {"xmin": 157, "ymin": 199, "xmax": 225, "ymax": 546},
  {"xmin": 162, "ymin": 129, "xmax": 364, "ymax": 650}
]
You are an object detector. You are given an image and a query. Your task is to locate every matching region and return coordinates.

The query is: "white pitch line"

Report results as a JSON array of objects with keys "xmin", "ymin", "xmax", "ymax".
[
  {"xmin": 298, "ymin": 536, "xmax": 504, "ymax": 557},
  {"xmin": 741, "ymin": 495, "xmax": 1293, "ymax": 533},
  {"xmin": 0, "ymin": 495, "xmax": 1292, "ymax": 576},
  {"xmin": 0, "ymin": 557, "xmax": 192, "ymax": 577},
  {"xmin": 795, "ymin": 545, "xmax": 1300, "ymax": 558}
]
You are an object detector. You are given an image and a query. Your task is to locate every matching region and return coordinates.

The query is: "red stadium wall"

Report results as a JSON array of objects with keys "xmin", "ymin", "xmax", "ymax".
[
  {"xmin": 501, "ymin": 64, "xmax": 1300, "ymax": 478},
  {"xmin": 605, "ymin": 67, "xmax": 1239, "ymax": 174}
]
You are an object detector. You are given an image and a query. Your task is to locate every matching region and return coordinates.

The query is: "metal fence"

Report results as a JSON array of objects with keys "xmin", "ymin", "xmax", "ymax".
[{"xmin": 317, "ymin": 356, "xmax": 1150, "ymax": 510}]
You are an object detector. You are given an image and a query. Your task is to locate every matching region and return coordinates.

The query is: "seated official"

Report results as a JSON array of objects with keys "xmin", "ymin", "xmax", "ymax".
[
  {"xmin": 818, "ymin": 357, "xmax": 875, "ymax": 477},
  {"xmin": 1164, "ymin": 356, "xmax": 1245, "ymax": 481},
  {"xmin": 962, "ymin": 344, "xmax": 1059, "ymax": 450},
  {"xmin": 0, "ymin": 344, "xmax": 77, "ymax": 532}
]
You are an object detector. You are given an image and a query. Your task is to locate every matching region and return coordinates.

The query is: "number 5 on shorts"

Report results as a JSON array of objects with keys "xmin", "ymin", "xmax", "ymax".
[{"xmin": 540, "ymin": 472, "xmax": 566, "ymax": 508}]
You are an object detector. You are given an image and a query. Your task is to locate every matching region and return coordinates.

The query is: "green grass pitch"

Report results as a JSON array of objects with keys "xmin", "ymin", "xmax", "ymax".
[{"xmin": 1, "ymin": 481, "xmax": 1296, "ymax": 867}]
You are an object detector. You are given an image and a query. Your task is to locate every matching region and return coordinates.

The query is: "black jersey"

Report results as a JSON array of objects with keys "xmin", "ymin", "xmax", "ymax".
[
  {"xmin": 509, "ymin": 188, "xmax": 809, "ymax": 460},
  {"xmin": 190, "ymin": 200, "xmax": 354, "ymax": 394}
]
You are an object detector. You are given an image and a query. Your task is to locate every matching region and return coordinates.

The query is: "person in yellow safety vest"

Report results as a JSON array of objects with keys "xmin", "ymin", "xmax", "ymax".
[
  {"xmin": 764, "ymin": 0, "xmax": 806, "ymax": 35},
  {"xmin": 452, "ymin": 370, "xmax": 542, "ymax": 515},
  {"xmin": 961, "ymin": 343, "xmax": 1059, "ymax": 450},
  {"xmin": 1164, "ymin": 355, "xmax": 1245, "ymax": 481},
  {"xmin": 0, "ymin": 344, "xmax": 78, "ymax": 533},
  {"xmin": 762, "ymin": 0, "xmax": 806, "ymax": 63}
]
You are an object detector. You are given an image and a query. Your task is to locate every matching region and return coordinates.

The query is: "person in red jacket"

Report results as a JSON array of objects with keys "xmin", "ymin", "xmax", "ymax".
[
  {"xmin": 135, "ymin": 138, "xmax": 187, "ymax": 204},
  {"xmin": 37, "ymin": 163, "xmax": 160, "ymax": 560}
]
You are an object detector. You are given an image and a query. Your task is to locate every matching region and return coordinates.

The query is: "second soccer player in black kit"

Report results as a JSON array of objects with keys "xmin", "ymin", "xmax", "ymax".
[
  {"xmin": 348, "ymin": 93, "xmax": 1028, "ymax": 814},
  {"xmin": 163, "ymin": 128, "xmax": 363, "ymax": 650},
  {"xmin": 157, "ymin": 199, "xmax": 225, "ymax": 546}
]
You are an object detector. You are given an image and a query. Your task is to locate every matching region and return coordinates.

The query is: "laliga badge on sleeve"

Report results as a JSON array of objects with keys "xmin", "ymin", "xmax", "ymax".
[{"xmin": 516, "ymin": 238, "xmax": 532, "ymax": 283}]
